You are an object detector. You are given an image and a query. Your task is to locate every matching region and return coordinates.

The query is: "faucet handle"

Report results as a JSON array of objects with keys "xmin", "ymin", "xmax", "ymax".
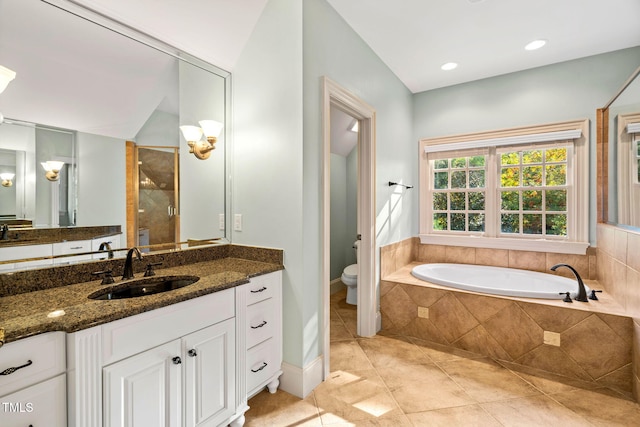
[
  {"xmin": 589, "ymin": 290, "xmax": 603, "ymax": 300},
  {"xmin": 92, "ymin": 270, "xmax": 115, "ymax": 285},
  {"xmin": 144, "ymin": 262, "xmax": 163, "ymax": 277},
  {"xmin": 559, "ymin": 292, "xmax": 573, "ymax": 303}
]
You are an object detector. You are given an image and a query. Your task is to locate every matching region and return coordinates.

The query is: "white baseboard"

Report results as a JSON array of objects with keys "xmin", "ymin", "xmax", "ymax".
[{"xmin": 279, "ymin": 356, "xmax": 324, "ymax": 398}]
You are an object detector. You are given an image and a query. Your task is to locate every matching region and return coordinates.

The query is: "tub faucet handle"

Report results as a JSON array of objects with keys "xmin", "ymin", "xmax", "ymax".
[
  {"xmin": 589, "ymin": 289, "xmax": 603, "ymax": 300},
  {"xmin": 559, "ymin": 292, "xmax": 573, "ymax": 303}
]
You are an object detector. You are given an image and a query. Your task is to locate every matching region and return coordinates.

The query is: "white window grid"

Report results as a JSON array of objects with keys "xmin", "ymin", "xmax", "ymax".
[{"xmin": 426, "ymin": 141, "xmax": 574, "ymax": 240}]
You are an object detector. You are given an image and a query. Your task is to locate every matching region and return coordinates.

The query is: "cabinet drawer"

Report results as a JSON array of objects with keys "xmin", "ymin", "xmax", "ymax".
[
  {"xmin": 0, "ymin": 374, "xmax": 67, "ymax": 427},
  {"xmin": 0, "ymin": 332, "xmax": 65, "ymax": 397},
  {"xmin": 0, "ymin": 243, "xmax": 52, "ymax": 262},
  {"xmin": 246, "ymin": 298, "xmax": 276, "ymax": 349},
  {"xmin": 102, "ymin": 288, "xmax": 235, "ymax": 365},
  {"xmin": 246, "ymin": 338, "xmax": 279, "ymax": 392},
  {"xmin": 53, "ymin": 240, "xmax": 93, "ymax": 265},
  {"xmin": 246, "ymin": 273, "xmax": 279, "ymax": 306}
]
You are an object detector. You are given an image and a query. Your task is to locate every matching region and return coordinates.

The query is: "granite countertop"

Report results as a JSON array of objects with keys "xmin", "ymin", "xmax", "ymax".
[{"xmin": 0, "ymin": 257, "xmax": 283, "ymax": 344}]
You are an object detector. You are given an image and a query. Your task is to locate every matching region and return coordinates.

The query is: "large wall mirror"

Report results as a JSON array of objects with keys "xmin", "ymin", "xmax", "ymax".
[
  {"xmin": 598, "ymin": 64, "xmax": 640, "ymax": 229},
  {"xmin": 0, "ymin": 0, "xmax": 230, "ymax": 263}
]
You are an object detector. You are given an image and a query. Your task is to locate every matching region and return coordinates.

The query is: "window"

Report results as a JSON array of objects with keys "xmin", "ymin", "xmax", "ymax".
[{"xmin": 419, "ymin": 120, "xmax": 589, "ymax": 254}]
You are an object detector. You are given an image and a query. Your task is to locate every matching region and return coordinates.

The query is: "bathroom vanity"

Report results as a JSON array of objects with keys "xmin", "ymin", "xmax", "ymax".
[{"xmin": 0, "ymin": 245, "xmax": 283, "ymax": 427}]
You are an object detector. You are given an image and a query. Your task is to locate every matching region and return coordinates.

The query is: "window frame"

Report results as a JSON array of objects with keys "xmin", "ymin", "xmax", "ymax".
[{"xmin": 419, "ymin": 120, "xmax": 590, "ymax": 255}]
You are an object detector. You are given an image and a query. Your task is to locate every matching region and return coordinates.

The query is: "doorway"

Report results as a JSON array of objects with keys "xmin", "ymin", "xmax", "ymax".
[
  {"xmin": 322, "ymin": 77, "xmax": 376, "ymax": 380},
  {"xmin": 126, "ymin": 144, "xmax": 180, "ymax": 249}
]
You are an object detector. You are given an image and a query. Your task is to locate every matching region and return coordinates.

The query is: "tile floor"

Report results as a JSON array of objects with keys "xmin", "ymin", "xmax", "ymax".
[{"xmin": 244, "ymin": 289, "xmax": 640, "ymax": 426}]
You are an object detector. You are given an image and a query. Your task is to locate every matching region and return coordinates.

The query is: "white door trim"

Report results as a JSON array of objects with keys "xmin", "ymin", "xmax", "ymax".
[{"xmin": 321, "ymin": 76, "xmax": 377, "ymax": 380}]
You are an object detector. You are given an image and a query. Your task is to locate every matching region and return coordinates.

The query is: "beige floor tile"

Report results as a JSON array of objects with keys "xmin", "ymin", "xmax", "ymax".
[
  {"xmin": 481, "ymin": 394, "xmax": 592, "ymax": 426},
  {"xmin": 376, "ymin": 363, "xmax": 475, "ymax": 413},
  {"xmin": 550, "ymin": 387, "xmax": 640, "ymax": 426},
  {"xmin": 331, "ymin": 315, "xmax": 355, "ymax": 342},
  {"xmin": 245, "ymin": 389, "xmax": 321, "ymax": 427},
  {"xmin": 406, "ymin": 405, "xmax": 502, "ymax": 426},
  {"xmin": 497, "ymin": 360, "xmax": 601, "ymax": 395},
  {"xmin": 357, "ymin": 335, "xmax": 434, "ymax": 368},
  {"xmin": 330, "ymin": 340, "xmax": 373, "ymax": 372},
  {"xmin": 438, "ymin": 357, "xmax": 541, "ymax": 402},
  {"xmin": 323, "ymin": 415, "xmax": 413, "ymax": 426},
  {"xmin": 408, "ymin": 337, "xmax": 484, "ymax": 363},
  {"xmin": 314, "ymin": 368, "xmax": 403, "ymax": 425}
]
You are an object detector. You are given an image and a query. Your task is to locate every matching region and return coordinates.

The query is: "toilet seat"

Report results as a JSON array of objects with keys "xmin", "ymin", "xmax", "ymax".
[
  {"xmin": 343, "ymin": 264, "xmax": 358, "ymax": 280},
  {"xmin": 342, "ymin": 264, "xmax": 358, "ymax": 305}
]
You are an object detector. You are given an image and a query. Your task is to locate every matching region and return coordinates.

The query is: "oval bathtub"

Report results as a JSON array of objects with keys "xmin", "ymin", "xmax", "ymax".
[{"xmin": 411, "ymin": 263, "xmax": 589, "ymax": 300}]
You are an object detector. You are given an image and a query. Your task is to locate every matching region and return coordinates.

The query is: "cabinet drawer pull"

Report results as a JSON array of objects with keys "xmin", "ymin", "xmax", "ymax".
[
  {"xmin": 172, "ymin": 356, "xmax": 182, "ymax": 365},
  {"xmin": 250, "ymin": 286, "xmax": 267, "ymax": 293},
  {"xmin": 250, "ymin": 320, "xmax": 268, "ymax": 329},
  {"xmin": 70, "ymin": 246, "xmax": 84, "ymax": 250},
  {"xmin": 188, "ymin": 349, "xmax": 197, "ymax": 357},
  {"xmin": 0, "ymin": 359, "xmax": 33, "ymax": 376},
  {"xmin": 251, "ymin": 362, "xmax": 268, "ymax": 373}
]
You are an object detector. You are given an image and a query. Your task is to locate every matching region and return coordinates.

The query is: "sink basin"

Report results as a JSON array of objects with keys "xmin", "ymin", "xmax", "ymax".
[{"xmin": 89, "ymin": 275, "xmax": 200, "ymax": 300}]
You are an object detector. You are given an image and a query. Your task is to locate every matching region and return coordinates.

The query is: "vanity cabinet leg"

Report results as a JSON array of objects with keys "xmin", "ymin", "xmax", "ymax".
[
  {"xmin": 267, "ymin": 377, "xmax": 280, "ymax": 394},
  {"xmin": 229, "ymin": 413, "xmax": 246, "ymax": 427}
]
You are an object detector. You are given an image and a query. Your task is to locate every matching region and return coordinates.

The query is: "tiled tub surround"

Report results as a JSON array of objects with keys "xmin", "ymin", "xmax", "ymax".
[
  {"xmin": 596, "ymin": 223, "xmax": 640, "ymax": 402},
  {"xmin": 381, "ymin": 238, "xmax": 635, "ymax": 400},
  {"xmin": 0, "ymin": 244, "xmax": 283, "ymax": 343}
]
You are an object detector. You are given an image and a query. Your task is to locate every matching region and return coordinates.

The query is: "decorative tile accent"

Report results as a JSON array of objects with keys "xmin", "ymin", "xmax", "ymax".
[
  {"xmin": 430, "ymin": 293, "xmax": 479, "ymax": 343},
  {"xmin": 483, "ymin": 303, "xmax": 543, "ymax": 360}
]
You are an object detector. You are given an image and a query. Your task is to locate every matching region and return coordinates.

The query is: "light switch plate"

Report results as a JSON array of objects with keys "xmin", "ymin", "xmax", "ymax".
[
  {"xmin": 234, "ymin": 214, "xmax": 242, "ymax": 231},
  {"xmin": 218, "ymin": 214, "xmax": 225, "ymax": 230}
]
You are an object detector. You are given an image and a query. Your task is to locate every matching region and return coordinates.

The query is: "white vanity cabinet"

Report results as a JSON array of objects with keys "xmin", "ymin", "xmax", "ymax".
[
  {"xmin": 53, "ymin": 240, "xmax": 93, "ymax": 265},
  {"xmin": 103, "ymin": 319, "xmax": 236, "ymax": 427},
  {"xmin": 233, "ymin": 270, "xmax": 283, "ymax": 426},
  {"xmin": 0, "ymin": 332, "xmax": 67, "ymax": 427},
  {"xmin": 68, "ymin": 287, "xmax": 237, "ymax": 427},
  {"xmin": 0, "ymin": 243, "xmax": 53, "ymax": 271}
]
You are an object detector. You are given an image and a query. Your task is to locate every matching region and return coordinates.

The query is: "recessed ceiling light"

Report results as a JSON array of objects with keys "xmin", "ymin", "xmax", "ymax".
[
  {"xmin": 525, "ymin": 39, "xmax": 547, "ymax": 51},
  {"xmin": 441, "ymin": 62, "xmax": 458, "ymax": 71}
]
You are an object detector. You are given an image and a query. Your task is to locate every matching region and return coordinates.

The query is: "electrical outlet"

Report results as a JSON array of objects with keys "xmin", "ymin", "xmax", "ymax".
[
  {"xmin": 543, "ymin": 331, "xmax": 561, "ymax": 347},
  {"xmin": 418, "ymin": 306, "xmax": 429, "ymax": 319},
  {"xmin": 234, "ymin": 214, "xmax": 242, "ymax": 231},
  {"xmin": 218, "ymin": 214, "xmax": 225, "ymax": 230}
]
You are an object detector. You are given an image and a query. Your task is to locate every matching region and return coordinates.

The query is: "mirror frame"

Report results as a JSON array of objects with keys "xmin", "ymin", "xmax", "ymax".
[{"xmin": 597, "ymin": 64, "xmax": 640, "ymax": 224}]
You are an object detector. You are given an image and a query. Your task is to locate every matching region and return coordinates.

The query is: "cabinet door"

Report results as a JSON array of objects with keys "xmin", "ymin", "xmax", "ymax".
[
  {"xmin": 184, "ymin": 318, "xmax": 236, "ymax": 427},
  {"xmin": 0, "ymin": 374, "xmax": 66, "ymax": 427},
  {"xmin": 103, "ymin": 340, "xmax": 182, "ymax": 427}
]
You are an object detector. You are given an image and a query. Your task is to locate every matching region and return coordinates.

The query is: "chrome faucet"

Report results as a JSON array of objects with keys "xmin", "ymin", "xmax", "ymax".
[
  {"xmin": 98, "ymin": 241, "xmax": 114, "ymax": 259},
  {"xmin": 122, "ymin": 247, "xmax": 142, "ymax": 280},
  {"xmin": 550, "ymin": 263, "xmax": 588, "ymax": 302},
  {"xmin": 1, "ymin": 224, "xmax": 8, "ymax": 240}
]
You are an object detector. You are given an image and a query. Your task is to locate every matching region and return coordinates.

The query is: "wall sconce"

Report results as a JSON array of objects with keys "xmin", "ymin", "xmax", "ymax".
[
  {"xmin": 0, "ymin": 65, "xmax": 16, "ymax": 94},
  {"xmin": 1, "ymin": 173, "xmax": 14, "ymax": 187},
  {"xmin": 41, "ymin": 161, "xmax": 65, "ymax": 181},
  {"xmin": 179, "ymin": 120, "xmax": 223, "ymax": 160}
]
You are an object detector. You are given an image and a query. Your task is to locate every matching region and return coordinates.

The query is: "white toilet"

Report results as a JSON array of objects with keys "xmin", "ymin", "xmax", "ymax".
[{"xmin": 341, "ymin": 241, "xmax": 359, "ymax": 305}]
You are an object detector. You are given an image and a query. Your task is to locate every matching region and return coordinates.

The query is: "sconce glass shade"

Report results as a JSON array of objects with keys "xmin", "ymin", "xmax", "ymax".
[
  {"xmin": 179, "ymin": 125, "xmax": 203, "ymax": 143},
  {"xmin": 41, "ymin": 161, "xmax": 65, "ymax": 181},
  {"xmin": 0, "ymin": 65, "xmax": 16, "ymax": 94},
  {"xmin": 1, "ymin": 172, "xmax": 14, "ymax": 187},
  {"xmin": 198, "ymin": 120, "xmax": 223, "ymax": 139}
]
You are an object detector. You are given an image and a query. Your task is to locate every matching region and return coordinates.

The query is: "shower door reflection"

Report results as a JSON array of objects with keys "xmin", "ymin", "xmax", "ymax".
[{"xmin": 137, "ymin": 146, "xmax": 179, "ymax": 249}]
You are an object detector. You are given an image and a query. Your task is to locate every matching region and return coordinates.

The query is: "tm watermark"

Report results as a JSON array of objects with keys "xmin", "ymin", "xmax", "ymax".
[{"xmin": 1, "ymin": 401, "xmax": 34, "ymax": 413}]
